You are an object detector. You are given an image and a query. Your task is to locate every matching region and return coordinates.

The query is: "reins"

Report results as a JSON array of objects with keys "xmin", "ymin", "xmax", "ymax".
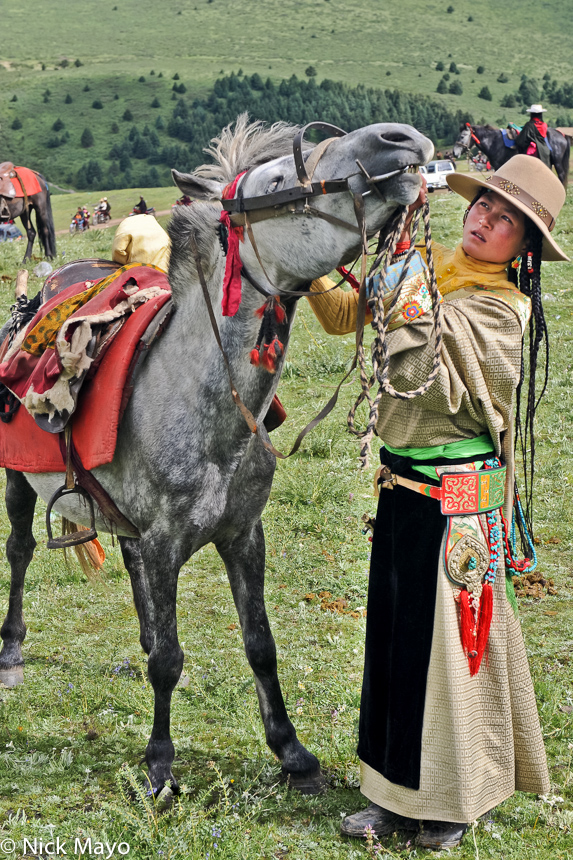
[
  {"xmin": 190, "ymin": 124, "xmax": 442, "ymax": 464},
  {"xmin": 347, "ymin": 201, "xmax": 443, "ymax": 467}
]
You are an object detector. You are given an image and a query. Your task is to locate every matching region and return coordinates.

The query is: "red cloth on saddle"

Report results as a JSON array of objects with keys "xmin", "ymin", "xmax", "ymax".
[
  {"xmin": 0, "ymin": 267, "xmax": 172, "ymax": 473},
  {"xmin": 11, "ymin": 167, "xmax": 43, "ymax": 198}
]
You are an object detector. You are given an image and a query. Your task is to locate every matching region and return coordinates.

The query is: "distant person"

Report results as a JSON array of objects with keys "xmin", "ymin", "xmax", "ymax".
[
  {"xmin": 134, "ymin": 195, "xmax": 147, "ymax": 215},
  {"xmin": 102, "ymin": 197, "xmax": 111, "ymax": 218},
  {"xmin": 515, "ymin": 104, "xmax": 551, "ymax": 168}
]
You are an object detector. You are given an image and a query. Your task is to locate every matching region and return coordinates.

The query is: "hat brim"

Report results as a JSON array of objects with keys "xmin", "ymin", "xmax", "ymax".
[{"xmin": 446, "ymin": 172, "xmax": 569, "ymax": 262}]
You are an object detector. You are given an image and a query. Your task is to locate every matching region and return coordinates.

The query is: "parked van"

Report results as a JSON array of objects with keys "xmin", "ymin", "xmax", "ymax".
[{"xmin": 419, "ymin": 159, "xmax": 456, "ymax": 191}]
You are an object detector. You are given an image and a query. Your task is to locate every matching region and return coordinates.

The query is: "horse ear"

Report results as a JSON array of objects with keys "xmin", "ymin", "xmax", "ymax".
[{"xmin": 171, "ymin": 169, "xmax": 223, "ymax": 200}]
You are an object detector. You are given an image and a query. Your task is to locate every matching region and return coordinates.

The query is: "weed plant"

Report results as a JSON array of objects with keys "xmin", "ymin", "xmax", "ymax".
[{"xmin": 0, "ymin": 191, "xmax": 572, "ymax": 857}]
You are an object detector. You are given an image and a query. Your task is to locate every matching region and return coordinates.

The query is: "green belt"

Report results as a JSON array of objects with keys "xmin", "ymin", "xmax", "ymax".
[{"xmin": 384, "ymin": 434, "xmax": 495, "ymax": 479}]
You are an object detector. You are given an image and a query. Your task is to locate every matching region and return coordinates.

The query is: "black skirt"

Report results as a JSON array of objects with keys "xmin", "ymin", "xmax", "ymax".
[{"xmin": 357, "ymin": 447, "xmax": 480, "ymax": 791}]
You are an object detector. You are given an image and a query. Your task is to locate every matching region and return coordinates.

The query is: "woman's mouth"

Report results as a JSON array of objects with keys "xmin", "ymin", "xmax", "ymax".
[{"xmin": 471, "ymin": 230, "xmax": 486, "ymax": 243}]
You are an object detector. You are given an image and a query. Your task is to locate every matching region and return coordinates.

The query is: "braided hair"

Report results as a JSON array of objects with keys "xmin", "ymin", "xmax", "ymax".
[
  {"xmin": 467, "ymin": 188, "xmax": 548, "ymax": 549},
  {"xmin": 509, "ymin": 219, "xmax": 547, "ymax": 548}
]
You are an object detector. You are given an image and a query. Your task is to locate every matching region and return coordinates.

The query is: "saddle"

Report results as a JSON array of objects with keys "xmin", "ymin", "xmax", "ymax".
[
  {"xmin": 501, "ymin": 129, "xmax": 517, "ymax": 149},
  {"xmin": 0, "ymin": 162, "xmax": 17, "ymax": 199}
]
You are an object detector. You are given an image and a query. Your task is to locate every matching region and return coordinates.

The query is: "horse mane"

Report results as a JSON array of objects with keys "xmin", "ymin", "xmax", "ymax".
[{"xmin": 192, "ymin": 112, "xmax": 308, "ymax": 184}]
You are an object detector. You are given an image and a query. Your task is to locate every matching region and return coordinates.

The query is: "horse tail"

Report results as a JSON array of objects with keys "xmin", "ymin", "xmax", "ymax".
[{"xmin": 34, "ymin": 174, "xmax": 57, "ymax": 258}]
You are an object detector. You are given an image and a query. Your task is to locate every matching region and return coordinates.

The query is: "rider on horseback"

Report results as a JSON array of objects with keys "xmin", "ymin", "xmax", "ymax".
[{"xmin": 515, "ymin": 104, "xmax": 551, "ymax": 168}]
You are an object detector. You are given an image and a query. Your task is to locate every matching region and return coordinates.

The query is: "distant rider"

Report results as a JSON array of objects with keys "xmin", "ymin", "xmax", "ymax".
[
  {"xmin": 515, "ymin": 104, "xmax": 551, "ymax": 168},
  {"xmin": 134, "ymin": 195, "xmax": 147, "ymax": 215}
]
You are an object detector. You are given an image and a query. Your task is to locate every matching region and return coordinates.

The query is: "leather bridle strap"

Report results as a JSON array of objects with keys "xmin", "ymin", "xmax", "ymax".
[
  {"xmin": 293, "ymin": 121, "xmax": 348, "ymax": 188},
  {"xmin": 189, "ymin": 204, "xmax": 370, "ymax": 460}
]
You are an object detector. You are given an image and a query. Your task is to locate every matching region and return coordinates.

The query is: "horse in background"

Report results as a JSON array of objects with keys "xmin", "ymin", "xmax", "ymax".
[
  {"xmin": 0, "ymin": 163, "xmax": 57, "ymax": 260},
  {"xmin": 453, "ymin": 123, "xmax": 570, "ymax": 188}
]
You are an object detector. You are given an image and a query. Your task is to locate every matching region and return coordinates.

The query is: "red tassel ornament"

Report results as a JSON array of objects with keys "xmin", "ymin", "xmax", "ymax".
[{"xmin": 472, "ymin": 582, "xmax": 493, "ymax": 675}]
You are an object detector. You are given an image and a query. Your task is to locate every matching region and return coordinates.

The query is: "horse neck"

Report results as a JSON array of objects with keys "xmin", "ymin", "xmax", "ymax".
[{"xmin": 165, "ymin": 249, "xmax": 297, "ymax": 443}]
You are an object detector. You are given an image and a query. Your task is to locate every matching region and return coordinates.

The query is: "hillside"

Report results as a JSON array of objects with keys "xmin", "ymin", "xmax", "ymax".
[{"xmin": 1, "ymin": 0, "xmax": 573, "ymax": 188}]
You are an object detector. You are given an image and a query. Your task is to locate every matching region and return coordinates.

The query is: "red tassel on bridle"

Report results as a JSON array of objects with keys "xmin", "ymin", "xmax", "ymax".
[
  {"xmin": 219, "ymin": 171, "xmax": 247, "ymax": 317},
  {"xmin": 250, "ymin": 296, "xmax": 286, "ymax": 374}
]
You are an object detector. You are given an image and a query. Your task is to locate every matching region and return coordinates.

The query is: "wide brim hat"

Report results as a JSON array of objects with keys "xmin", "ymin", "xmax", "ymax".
[
  {"xmin": 447, "ymin": 154, "xmax": 569, "ymax": 261},
  {"xmin": 526, "ymin": 104, "xmax": 547, "ymax": 113}
]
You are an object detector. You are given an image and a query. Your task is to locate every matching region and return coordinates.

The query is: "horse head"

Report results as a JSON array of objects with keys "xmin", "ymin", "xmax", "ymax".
[
  {"xmin": 171, "ymin": 116, "xmax": 433, "ymax": 296},
  {"xmin": 453, "ymin": 124, "xmax": 472, "ymax": 158}
]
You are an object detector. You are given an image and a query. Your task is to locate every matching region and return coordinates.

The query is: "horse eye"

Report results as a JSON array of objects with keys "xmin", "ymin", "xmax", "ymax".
[{"xmin": 268, "ymin": 176, "xmax": 283, "ymax": 193}]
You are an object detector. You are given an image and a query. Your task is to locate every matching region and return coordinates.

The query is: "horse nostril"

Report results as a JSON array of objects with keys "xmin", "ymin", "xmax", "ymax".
[{"xmin": 380, "ymin": 131, "xmax": 413, "ymax": 144}]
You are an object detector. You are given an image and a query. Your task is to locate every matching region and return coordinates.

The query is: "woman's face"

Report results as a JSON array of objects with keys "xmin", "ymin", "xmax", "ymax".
[{"xmin": 462, "ymin": 190, "xmax": 527, "ymax": 263}]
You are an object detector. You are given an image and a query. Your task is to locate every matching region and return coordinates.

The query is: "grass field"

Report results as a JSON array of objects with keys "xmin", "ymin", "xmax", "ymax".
[
  {"xmin": 1, "ymin": 0, "xmax": 573, "ymax": 190},
  {"xmin": 0, "ymin": 188, "xmax": 572, "ymax": 858}
]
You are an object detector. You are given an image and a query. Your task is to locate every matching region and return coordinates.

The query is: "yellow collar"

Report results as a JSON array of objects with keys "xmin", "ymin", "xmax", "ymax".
[{"xmin": 433, "ymin": 242, "xmax": 514, "ymax": 296}]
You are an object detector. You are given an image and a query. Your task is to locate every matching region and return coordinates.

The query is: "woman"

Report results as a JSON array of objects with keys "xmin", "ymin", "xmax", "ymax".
[{"xmin": 307, "ymin": 155, "xmax": 568, "ymax": 850}]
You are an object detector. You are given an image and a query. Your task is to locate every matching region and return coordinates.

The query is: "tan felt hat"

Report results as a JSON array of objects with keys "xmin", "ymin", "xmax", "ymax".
[{"xmin": 447, "ymin": 154, "xmax": 569, "ymax": 261}]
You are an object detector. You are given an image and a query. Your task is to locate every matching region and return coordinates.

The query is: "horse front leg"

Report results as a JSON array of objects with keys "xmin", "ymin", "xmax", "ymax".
[
  {"xmin": 119, "ymin": 537, "xmax": 153, "ymax": 655},
  {"xmin": 121, "ymin": 535, "xmax": 183, "ymax": 794},
  {"xmin": 217, "ymin": 520, "xmax": 325, "ymax": 794},
  {"xmin": 0, "ymin": 470, "xmax": 37, "ymax": 687}
]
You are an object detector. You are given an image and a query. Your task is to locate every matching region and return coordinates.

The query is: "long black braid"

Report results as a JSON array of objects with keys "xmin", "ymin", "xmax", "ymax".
[{"xmin": 509, "ymin": 221, "xmax": 548, "ymax": 549}]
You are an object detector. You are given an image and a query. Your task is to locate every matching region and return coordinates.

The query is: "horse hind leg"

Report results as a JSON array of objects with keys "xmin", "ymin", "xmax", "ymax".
[
  {"xmin": 0, "ymin": 470, "xmax": 37, "ymax": 687},
  {"xmin": 217, "ymin": 520, "xmax": 325, "ymax": 794},
  {"xmin": 19, "ymin": 208, "xmax": 36, "ymax": 262},
  {"xmin": 120, "ymin": 535, "xmax": 183, "ymax": 794}
]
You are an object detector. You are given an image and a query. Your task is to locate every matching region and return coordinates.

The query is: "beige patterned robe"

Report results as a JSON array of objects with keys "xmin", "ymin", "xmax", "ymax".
[{"xmin": 309, "ymin": 265, "xmax": 550, "ymax": 822}]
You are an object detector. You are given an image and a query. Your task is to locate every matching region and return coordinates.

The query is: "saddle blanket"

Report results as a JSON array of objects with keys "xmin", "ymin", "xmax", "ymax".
[
  {"xmin": 2, "ymin": 166, "xmax": 43, "ymax": 198},
  {"xmin": 501, "ymin": 129, "xmax": 517, "ymax": 149},
  {"xmin": 0, "ymin": 265, "xmax": 172, "ymax": 472}
]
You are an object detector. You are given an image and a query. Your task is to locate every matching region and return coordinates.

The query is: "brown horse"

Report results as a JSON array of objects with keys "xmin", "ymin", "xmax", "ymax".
[{"xmin": 0, "ymin": 163, "xmax": 57, "ymax": 260}]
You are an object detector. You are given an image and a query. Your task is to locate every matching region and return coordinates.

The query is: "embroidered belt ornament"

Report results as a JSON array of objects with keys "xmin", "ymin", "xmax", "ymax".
[
  {"xmin": 376, "ymin": 463, "xmax": 506, "ymax": 515},
  {"xmin": 378, "ymin": 458, "xmax": 513, "ymax": 676}
]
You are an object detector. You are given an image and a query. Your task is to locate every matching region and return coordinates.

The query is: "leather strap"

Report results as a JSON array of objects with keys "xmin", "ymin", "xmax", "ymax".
[
  {"xmin": 12, "ymin": 167, "xmax": 30, "ymax": 211},
  {"xmin": 58, "ymin": 431, "xmax": 140, "ymax": 537},
  {"xmin": 221, "ymin": 178, "xmax": 350, "ymax": 214},
  {"xmin": 189, "ymin": 204, "xmax": 370, "ymax": 461},
  {"xmin": 292, "ymin": 121, "xmax": 347, "ymax": 188}
]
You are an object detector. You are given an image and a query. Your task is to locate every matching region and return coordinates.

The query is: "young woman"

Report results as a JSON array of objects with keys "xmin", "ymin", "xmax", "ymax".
[{"xmin": 307, "ymin": 155, "xmax": 568, "ymax": 850}]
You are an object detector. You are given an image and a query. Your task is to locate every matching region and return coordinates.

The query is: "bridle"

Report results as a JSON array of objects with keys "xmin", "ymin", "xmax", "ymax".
[
  {"xmin": 456, "ymin": 123, "xmax": 482, "ymax": 156},
  {"xmin": 219, "ymin": 121, "xmax": 418, "ymax": 301},
  {"xmin": 188, "ymin": 121, "xmax": 441, "ymax": 464}
]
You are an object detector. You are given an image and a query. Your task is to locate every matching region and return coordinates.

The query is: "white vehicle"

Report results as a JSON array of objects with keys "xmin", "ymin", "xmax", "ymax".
[{"xmin": 419, "ymin": 159, "xmax": 456, "ymax": 190}]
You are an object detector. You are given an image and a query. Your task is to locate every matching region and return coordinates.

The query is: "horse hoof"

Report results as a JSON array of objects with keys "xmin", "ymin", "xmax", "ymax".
[
  {"xmin": 282, "ymin": 767, "xmax": 327, "ymax": 795},
  {"xmin": 0, "ymin": 666, "xmax": 24, "ymax": 688}
]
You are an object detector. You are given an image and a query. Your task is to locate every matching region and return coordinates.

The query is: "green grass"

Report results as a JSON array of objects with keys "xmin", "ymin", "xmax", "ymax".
[
  {"xmin": 1, "ymin": 0, "xmax": 573, "ymax": 190},
  {"xmin": 0, "ymin": 191, "xmax": 572, "ymax": 857}
]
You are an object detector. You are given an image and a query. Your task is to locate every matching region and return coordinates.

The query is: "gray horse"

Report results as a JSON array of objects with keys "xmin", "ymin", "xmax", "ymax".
[{"xmin": 0, "ymin": 117, "xmax": 433, "ymax": 795}]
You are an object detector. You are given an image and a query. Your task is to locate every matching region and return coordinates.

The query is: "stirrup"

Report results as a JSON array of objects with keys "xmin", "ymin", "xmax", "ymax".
[{"xmin": 46, "ymin": 485, "xmax": 98, "ymax": 549}]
